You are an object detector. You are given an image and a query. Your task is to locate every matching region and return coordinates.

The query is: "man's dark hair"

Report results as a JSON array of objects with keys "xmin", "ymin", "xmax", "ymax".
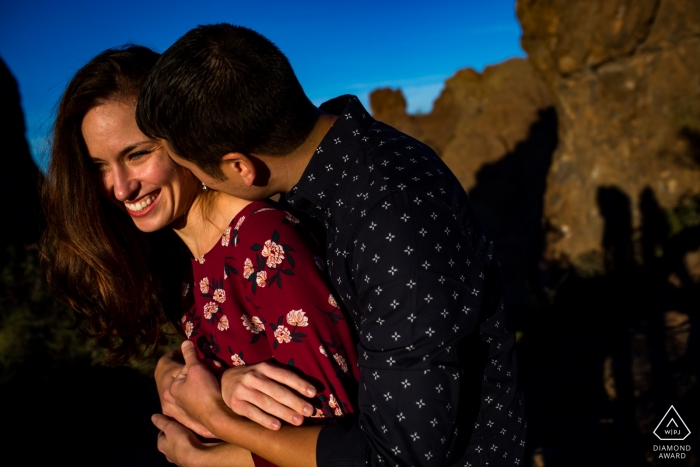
[{"xmin": 136, "ymin": 24, "xmax": 318, "ymax": 179}]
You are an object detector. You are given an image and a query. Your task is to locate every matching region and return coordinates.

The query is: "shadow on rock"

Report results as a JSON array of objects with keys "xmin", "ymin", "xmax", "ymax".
[
  {"xmin": 519, "ymin": 186, "xmax": 700, "ymax": 466},
  {"xmin": 468, "ymin": 106, "xmax": 558, "ymax": 327}
]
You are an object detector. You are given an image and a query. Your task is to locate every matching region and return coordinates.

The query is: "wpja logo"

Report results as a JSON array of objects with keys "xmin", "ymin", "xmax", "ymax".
[{"xmin": 652, "ymin": 405, "xmax": 692, "ymax": 459}]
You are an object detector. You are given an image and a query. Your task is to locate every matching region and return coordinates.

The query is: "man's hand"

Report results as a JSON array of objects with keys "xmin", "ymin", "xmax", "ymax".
[
  {"xmin": 152, "ymin": 414, "xmax": 254, "ymax": 467},
  {"xmin": 221, "ymin": 362, "xmax": 317, "ymax": 430},
  {"xmin": 153, "ymin": 414, "xmax": 207, "ymax": 466},
  {"xmin": 155, "ymin": 346, "xmax": 215, "ymax": 438}
]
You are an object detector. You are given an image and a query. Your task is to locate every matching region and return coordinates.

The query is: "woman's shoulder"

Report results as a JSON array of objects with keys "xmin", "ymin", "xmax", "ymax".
[{"xmin": 231, "ymin": 200, "xmax": 302, "ymax": 236}]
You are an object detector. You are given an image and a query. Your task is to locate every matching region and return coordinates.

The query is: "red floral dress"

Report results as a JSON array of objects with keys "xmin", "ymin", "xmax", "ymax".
[{"xmin": 180, "ymin": 201, "xmax": 359, "ymax": 467}]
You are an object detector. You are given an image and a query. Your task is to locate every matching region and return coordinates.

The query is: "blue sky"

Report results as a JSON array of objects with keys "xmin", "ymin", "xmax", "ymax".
[{"xmin": 0, "ymin": 0, "xmax": 524, "ymax": 169}]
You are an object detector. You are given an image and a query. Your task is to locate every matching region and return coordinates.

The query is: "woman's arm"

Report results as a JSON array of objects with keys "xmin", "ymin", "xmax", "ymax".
[{"xmin": 168, "ymin": 341, "xmax": 321, "ymax": 467}]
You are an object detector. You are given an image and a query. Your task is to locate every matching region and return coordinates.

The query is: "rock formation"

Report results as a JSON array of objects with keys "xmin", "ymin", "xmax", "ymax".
[
  {"xmin": 370, "ymin": 10, "xmax": 700, "ymax": 462},
  {"xmin": 371, "ymin": 58, "xmax": 557, "ymax": 318},
  {"xmin": 371, "ymin": 58, "xmax": 554, "ymax": 192},
  {"xmin": 0, "ymin": 58, "xmax": 43, "ymax": 248},
  {"xmin": 517, "ymin": 0, "xmax": 700, "ymax": 266}
]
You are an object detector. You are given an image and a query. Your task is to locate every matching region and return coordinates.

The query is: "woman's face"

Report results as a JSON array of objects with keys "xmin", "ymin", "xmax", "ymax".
[{"xmin": 82, "ymin": 99, "xmax": 200, "ymax": 232}]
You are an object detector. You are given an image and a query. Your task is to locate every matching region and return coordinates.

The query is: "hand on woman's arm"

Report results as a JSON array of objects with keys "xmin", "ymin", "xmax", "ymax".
[
  {"xmin": 220, "ymin": 362, "xmax": 317, "ymax": 430},
  {"xmin": 155, "ymin": 347, "xmax": 216, "ymax": 438},
  {"xmin": 168, "ymin": 341, "xmax": 321, "ymax": 467},
  {"xmin": 152, "ymin": 414, "xmax": 254, "ymax": 467}
]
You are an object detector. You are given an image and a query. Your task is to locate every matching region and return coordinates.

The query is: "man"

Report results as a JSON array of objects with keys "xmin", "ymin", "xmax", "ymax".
[{"xmin": 137, "ymin": 23, "xmax": 525, "ymax": 467}]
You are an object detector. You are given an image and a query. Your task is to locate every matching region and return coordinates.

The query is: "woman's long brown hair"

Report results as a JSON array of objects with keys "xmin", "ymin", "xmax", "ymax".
[{"xmin": 40, "ymin": 46, "xmax": 187, "ymax": 364}]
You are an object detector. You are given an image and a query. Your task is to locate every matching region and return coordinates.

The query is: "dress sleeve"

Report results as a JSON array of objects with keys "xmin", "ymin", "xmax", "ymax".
[{"xmin": 235, "ymin": 207, "xmax": 359, "ymax": 418}]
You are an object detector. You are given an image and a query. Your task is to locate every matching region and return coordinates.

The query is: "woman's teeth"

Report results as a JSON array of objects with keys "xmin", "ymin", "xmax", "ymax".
[{"xmin": 125, "ymin": 194, "xmax": 157, "ymax": 212}]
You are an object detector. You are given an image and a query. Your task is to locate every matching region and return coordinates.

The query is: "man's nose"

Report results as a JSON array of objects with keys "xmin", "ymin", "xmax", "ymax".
[{"xmin": 112, "ymin": 165, "xmax": 139, "ymax": 202}]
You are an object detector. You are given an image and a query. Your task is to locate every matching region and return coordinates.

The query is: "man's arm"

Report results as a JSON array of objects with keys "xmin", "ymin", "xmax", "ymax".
[
  {"xmin": 166, "ymin": 340, "xmax": 322, "ymax": 467},
  {"xmin": 317, "ymin": 191, "xmax": 487, "ymax": 465},
  {"xmin": 152, "ymin": 414, "xmax": 255, "ymax": 467},
  {"xmin": 166, "ymin": 192, "xmax": 494, "ymax": 466},
  {"xmin": 157, "ymin": 347, "xmax": 317, "ymax": 431}
]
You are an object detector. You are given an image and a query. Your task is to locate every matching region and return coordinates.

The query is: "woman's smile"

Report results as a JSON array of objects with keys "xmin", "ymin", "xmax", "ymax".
[{"xmin": 124, "ymin": 190, "xmax": 160, "ymax": 216}]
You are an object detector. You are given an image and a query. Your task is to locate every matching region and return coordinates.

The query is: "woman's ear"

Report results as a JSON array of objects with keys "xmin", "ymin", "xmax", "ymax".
[{"xmin": 221, "ymin": 153, "xmax": 256, "ymax": 187}]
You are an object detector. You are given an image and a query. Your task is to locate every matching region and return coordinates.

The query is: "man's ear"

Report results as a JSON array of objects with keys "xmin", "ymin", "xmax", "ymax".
[{"xmin": 221, "ymin": 153, "xmax": 256, "ymax": 187}]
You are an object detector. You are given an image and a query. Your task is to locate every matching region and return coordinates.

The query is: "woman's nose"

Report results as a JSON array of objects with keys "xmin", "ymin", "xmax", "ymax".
[{"xmin": 112, "ymin": 165, "xmax": 139, "ymax": 202}]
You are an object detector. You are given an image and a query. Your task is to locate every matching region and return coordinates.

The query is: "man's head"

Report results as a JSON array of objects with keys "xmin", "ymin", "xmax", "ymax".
[{"xmin": 136, "ymin": 24, "xmax": 318, "ymax": 186}]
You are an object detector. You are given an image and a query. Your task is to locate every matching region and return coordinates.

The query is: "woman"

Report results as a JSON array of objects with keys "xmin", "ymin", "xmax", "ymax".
[{"xmin": 41, "ymin": 45, "xmax": 358, "ymax": 467}]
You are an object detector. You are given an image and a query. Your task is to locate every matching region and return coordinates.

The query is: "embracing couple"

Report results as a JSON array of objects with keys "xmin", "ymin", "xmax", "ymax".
[{"xmin": 42, "ymin": 24, "xmax": 525, "ymax": 467}]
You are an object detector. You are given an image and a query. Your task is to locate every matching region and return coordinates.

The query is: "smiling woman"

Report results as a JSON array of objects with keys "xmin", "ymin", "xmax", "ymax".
[
  {"xmin": 39, "ymin": 46, "xmax": 187, "ymax": 363},
  {"xmin": 39, "ymin": 44, "xmax": 362, "ymax": 467},
  {"xmin": 81, "ymin": 100, "xmax": 200, "ymax": 232}
]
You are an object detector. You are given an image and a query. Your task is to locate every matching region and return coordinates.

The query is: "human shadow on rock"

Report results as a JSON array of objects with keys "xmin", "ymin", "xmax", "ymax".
[
  {"xmin": 519, "ymin": 186, "xmax": 700, "ymax": 467},
  {"xmin": 468, "ymin": 106, "xmax": 558, "ymax": 327}
]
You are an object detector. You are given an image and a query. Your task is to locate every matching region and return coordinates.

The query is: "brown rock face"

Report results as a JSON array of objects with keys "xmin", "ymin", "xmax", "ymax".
[
  {"xmin": 517, "ymin": 0, "xmax": 700, "ymax": 266},
  {"xmin": 370, "ymin": 58, "xmax": 554, "ymax": 191}
]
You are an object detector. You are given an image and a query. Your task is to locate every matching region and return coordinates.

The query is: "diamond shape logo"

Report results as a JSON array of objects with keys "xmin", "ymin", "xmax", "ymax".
[{"xmin": 654, "ymin": 406, "xmax": 691, "ymax": 441}]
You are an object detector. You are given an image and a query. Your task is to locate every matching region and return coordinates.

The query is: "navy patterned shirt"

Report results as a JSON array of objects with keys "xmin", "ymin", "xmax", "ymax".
[{"xmin": 285, "ymin": 95, "xmax": 525, "ymax": 466}]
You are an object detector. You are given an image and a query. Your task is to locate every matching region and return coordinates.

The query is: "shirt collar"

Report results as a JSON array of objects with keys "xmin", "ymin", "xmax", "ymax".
[{"xmin": 285, "ymin": 95, "xmax": 375, "ymax": 214}]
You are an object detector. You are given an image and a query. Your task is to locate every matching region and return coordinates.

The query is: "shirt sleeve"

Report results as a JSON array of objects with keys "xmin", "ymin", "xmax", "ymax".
[
  {"xmin": 318, "ymin": 191, "xmax": 489, "ymax": 466},
  {"xmin": 236, "ymin": 208, "xmax": 360, "ymax": 418}
]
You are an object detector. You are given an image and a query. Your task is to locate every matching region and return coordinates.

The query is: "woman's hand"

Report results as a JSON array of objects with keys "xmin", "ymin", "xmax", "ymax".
[
  {"xmin": 168, "ymin": 340, "xmax": 228, "ymax": 428},
  {"xmin": 152, "ymin": 414, "xmax": 254, "ymax": 467},
  {"xmin": 221, "ymin": 362, "xmax": 317, "ymax": 430},
  {"xmin": 155, "ymin": 347, "xmax": 216, "ymax": 438}
]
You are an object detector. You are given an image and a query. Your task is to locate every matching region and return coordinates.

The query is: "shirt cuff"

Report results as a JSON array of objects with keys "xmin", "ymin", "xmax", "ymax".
[{"xmin": 316, "ymin": 418, "xmax": 368, "ymax": 466}]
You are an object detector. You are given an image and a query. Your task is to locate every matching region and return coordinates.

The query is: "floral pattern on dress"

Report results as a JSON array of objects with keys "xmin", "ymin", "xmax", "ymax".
[
  {"xmin": 230, "ymin": 352, "xmax": 245, "ymax": 366},
  {"xmin": 217, "ymin": 315, "xmax": 229, "ymax": 331},
  {"xmin": 198, "ymin": 277, "xmax": 230, "ymax": 332},
  {"xmin": 286, "ymin": 309, "xmax": 308, "ymax": 327},
  {"xmin": 333, "ymin": 353, "xmax": 348, "ymax": 373},
  {"xmin": 262, "ymin": 240, "xmax": 285, "ymax": 268},
  {"xmin": 284, "ymin": 211, "xmax": 300, "ymax": 225},
  {"xmin": 269, "ymin": 313, "xmax": 308, "ymax": 349},
  {"xmin": 181, "ymin": 301, "xmax": 200, "ymax": 340},
  {"xmin": 221, "ymin": 227, "xmax": 231, "ymax": 247},
  {"xmin": 232, "ymin": 216, "xmax": 245, "ymax": 246},
  {"xmin": 213, "ymin": 289, "xmax": 226, "ymax": 303},
  {"xmin": 181, "ymin": 201, "xmax": 359, "ymax": 467},
  {"xmin": 242, "ymin": 258, "xmax": 254, "ymax": 279},
  {"xmin": 243, "ymin": 228, "xmax": 296, "ymax": 294}
]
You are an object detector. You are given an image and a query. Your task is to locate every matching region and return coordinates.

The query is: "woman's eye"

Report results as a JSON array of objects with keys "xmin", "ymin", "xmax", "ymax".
[{"xmin": 129, "ymin": 150, "xmax": 150, "ymax": 160}]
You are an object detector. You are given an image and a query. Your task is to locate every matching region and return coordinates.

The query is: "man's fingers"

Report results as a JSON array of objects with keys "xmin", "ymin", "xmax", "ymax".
[
  {"xmin": 230, "ymin": 387, "xmax": 303, "ymax": 427},
  {"xmin": 227, "ymin": 400, "xmax": 286, "ymax": 430},
  {"xmin": 259, "ymin": 363, "xmax": 317, "ymax": 397},
  {"xmin": 180, "ymin": 340, "xmax": 199, "ymax": 366},
  {"xmin": 246, "ymin": 371, "xmax": 314, "ymax": 417},
  {"xmin": 226, "ymin": 373, "xmax": 311, "ymax": 423}
]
